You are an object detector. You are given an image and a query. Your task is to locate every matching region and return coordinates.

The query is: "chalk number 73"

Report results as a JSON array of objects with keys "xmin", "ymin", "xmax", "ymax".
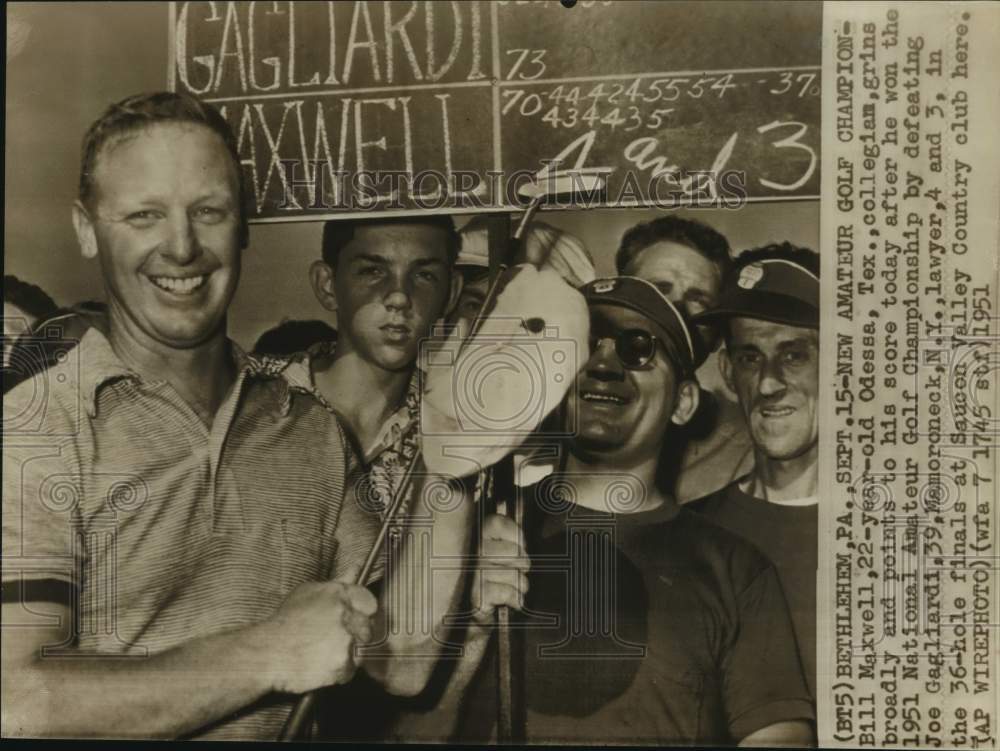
[{"xmin": 506, "ymin": 49, "xmax": 547, "ymax": 80}]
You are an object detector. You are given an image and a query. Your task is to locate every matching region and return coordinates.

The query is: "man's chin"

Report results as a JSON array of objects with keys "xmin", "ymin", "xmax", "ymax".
[
  {"xmin": 370, "ymin": 346, "xmax": 418, "ymax": 372},
  {"xmin": 757, "ymin": 437, "xmax": 816, "ymax": 462},
  {"xmin": 570, "ymin": 431, "xmax": 627, "ymax": 457},
  {"xmin": 146, "ymin": 317, "xmax": 225, "ymax": 350}
]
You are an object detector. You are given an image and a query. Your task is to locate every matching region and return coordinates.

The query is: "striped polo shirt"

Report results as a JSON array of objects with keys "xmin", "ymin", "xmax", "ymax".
[{"xmin": 1, "ymin": 329, "xmax": 383, "ymax": 740}]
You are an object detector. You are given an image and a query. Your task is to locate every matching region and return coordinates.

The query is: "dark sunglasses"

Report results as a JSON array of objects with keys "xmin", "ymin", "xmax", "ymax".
[{"xmin": 589, "ymin": 328, "xmax": 661, "ymax": 370}]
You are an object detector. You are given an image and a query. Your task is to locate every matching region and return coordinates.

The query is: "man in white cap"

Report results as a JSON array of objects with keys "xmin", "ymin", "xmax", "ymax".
[
  {"xmin": 690, "ymin": 243, "xmax": 820, "ymax": 700},
  {"xmin": 448, "ymin": 217, "xmax": 595, "ymax": 332}
]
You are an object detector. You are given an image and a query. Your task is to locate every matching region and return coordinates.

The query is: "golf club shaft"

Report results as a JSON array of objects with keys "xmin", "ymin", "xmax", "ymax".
[{"xmin": 278, "ymin": 462, "xmax": 418, "ymax": 740}]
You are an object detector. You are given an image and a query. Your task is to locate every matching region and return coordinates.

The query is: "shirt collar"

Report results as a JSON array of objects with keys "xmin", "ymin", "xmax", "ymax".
[
  {"xmin": 78, "ymin": 328, "xmax": 135, "ymax": 417},
  {"xmin": 365, "ymin": 373, "xmax": 419, "ymax": 463},
  {"xmin": 284, "ymin": 338, "xmax": 420, "ymax": 463},
  {"xmin": 79, "ymin": 328, "xmax": 259, "ymax": 418}
]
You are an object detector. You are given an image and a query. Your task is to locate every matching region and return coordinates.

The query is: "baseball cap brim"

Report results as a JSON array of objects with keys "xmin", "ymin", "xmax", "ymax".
[{"xmin": 695, "ymin": 289, "xmax": 818, "ymax": 329}]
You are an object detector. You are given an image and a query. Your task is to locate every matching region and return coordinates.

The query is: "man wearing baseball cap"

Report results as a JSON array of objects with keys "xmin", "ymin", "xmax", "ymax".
[
  {"xmin": 615, "ymin": 214, "xmax": 756, "ymax": 503},
  {"xmin": 430, "ymin": 276, "xmax": 813, "ymax": 746},
  {"xmin": 689, "ymin": 242, "xmax": 820, "ymax": 700}
]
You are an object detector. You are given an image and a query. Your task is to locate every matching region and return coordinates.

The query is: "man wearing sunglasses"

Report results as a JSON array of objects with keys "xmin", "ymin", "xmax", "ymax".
[
  {"xmin": 690, "ymin": 244, "xmax": 820, "ymax": 702},
  {"xmin": 441, "ymin": 276, "xmax": 813, "ymax": 746},
  {"xmin": 615, "ymin": 215, "xmax": 755, "ymax": 503}
]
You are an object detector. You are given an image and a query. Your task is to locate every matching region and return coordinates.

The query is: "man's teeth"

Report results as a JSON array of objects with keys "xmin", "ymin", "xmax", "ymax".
[
  {"xmin": 582, "ymin": 392, "xmax": 626, "ymax": 405},
  {"xmin": 150, "ymin": 275, "xmax": 207, "ymax": 294},
  {"xmin": 761, "ymin": 406, "xmax": 794, "ymax": 417}
]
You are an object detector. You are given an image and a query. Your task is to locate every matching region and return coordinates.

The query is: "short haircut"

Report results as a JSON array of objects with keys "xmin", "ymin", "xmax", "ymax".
[
  {"xmin": 3, "ymin": 275, "xmax": 58, "ymax": 322},
  {"xmin": 253, "ymin": 319, "xmax": 338, "ymax": 357},
  {"xmin": 615, "ymin": 215, "xmax": 733, "ymax": 279},
  {"xmin": 78, "ymin": 91, "xmax": 247, "ymax": 244},
  {"xmin": 321, "ymin": 215, "xmax": 461, "ymax": 269}
]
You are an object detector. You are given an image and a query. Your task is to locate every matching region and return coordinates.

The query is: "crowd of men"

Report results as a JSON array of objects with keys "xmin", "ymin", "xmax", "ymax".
[{"xmin": 2, "ymin": 91, "xmax": 819, "ymax": 745}]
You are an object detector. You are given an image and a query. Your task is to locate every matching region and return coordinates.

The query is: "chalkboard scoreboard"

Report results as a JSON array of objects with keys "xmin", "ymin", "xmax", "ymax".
[{"xmin": 169, "ymin": 1, "xmax": 821, "ymax": 220}]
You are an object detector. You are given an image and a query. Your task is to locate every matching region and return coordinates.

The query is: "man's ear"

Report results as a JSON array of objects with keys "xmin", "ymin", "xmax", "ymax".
[
  {"xmin": 309, "ymin": 260, "xmax": 337, "ymax": 312},
  {"xmin": 670, "ymin": 379, "xmax": 701, "ymax": 426},
  {"xmin": 72, "ymin": 201, "xmax": 98, "ymax": 260},
  {"xmin": 443, "ymin": 269, "xmax": 464, "ymax": 318},
  {"xmin": 719, "ymin": 345, "xmax": 736, "ymax": 394}
]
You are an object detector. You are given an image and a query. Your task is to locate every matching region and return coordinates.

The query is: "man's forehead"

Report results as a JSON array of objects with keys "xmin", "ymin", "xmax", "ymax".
[
  {"xmin": 628, "ymin": 241, "xmax": 720, "ymax": 279},
  {"xmin": 90, "ymin": 122, "xmax": 238, "ymax": 197},
  {"xmin": 96, "ymin": 121, "xmax": 228, "ymax": 166},
  {"xmin": 346, "ymin": 224, "xmax": 450, "ymax": 260},
  {"xmin": 729, "ymin": 316, "xmax": 818, "ymax": 346}
]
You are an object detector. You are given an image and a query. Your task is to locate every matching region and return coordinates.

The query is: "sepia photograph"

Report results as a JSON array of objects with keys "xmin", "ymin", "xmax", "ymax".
[{"xmin": 2, "ymin": 1, "xmax": 997, "ymax": 746}]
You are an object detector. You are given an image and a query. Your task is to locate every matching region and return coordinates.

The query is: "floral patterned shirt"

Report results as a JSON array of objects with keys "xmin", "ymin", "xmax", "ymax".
[{"xmin": 254, "ymin": 340, "xmax": 421, "ymax": 517}]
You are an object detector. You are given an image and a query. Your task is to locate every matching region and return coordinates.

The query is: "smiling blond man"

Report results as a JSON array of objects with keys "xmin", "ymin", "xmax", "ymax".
[{"xmin": 0, "ymin": 92, "xmax": 481, "ymax": 740}]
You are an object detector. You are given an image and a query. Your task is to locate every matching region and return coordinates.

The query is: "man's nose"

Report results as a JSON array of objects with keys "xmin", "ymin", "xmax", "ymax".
[
  {"xmin": 383, "ymin": 273, "xmax": 412, "ymax": 312},
  {"xmin": 586, "ymin": 337, "xmax": 624, "ymax": 379},
  {"xmin": 758, "ymin": 357, "xmax": 787, "ymax": 397},
  {"xmin": 163, "ymin": 213, "xmax": 199, "ymax": 265}
]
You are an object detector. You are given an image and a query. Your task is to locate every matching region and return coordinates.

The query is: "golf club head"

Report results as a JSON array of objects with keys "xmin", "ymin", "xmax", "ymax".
[{"xmin": 420, "ymin": 265, "xmax": 590, "ymax": 479}]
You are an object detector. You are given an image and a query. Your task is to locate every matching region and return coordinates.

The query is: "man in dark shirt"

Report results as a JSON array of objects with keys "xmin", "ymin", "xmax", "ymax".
[
  {"xmin": 689, "ymin": 244, "xmax": 820, "ymax": 699},
  {"xmin": 446, "ymin": 276, "xmax": 814, "ymax": 745}
]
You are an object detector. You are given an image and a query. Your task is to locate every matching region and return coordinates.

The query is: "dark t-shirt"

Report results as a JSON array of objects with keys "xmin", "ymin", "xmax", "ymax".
[
  {"xmin": 688, "ymin": 482, "xmax": 818, "ymax": 699},
  {"xmin": 454, "ymin": 482, "xmax": 814, "ymax": 745}
]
